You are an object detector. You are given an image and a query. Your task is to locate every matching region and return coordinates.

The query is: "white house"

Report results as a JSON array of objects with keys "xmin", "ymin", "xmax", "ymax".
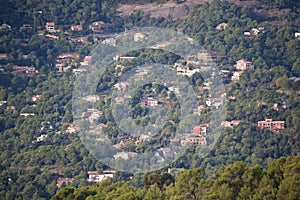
[
  {"xmin": 134, "ymin": 32, "xmax": 148, "ymax": 42},
  {"xmin": 175, "ymin": 63, "xmax": 200, "ymax": 77},
  {"xmin": 20, "ymin": 113, "xmax": 35, "ymax": 117},
  {"xmin": 231, "ymin": 71, "xmax": 243, "ymax": 81},
  {"xmin": 87, "ymin": 171, "xmax": 113, "ymax": 183},
  {"xmin": 114, "ymin": 152, "xmax": 137, "ymax": 160},
  {"xmin": 168, "ymin": 86, "xmax": 180, "ymax": 94},
  {"xmin": 37, "ymin": 134, "xmax": 47, "ymax": 142},
  {"xmin": 83, "ymin": 94, "xmax": 100, "ymax": 102}
]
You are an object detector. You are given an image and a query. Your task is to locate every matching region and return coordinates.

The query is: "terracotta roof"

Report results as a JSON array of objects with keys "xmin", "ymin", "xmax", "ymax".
[
  {"xmin": 57, "ymin": 53, "xmax": 80, "ymax": 59},
  {"xmin": 71, "ymin": 25, "xmax": 82, "ymax": 31},
  {"xmin": 46, "ymin": 22, "xmax": 55, "ymax": 27}
]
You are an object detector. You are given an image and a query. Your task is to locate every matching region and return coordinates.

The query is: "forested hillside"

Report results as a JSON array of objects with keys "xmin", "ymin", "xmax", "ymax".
[
  {"xmin": 52, "ymin": 156, "xmax": 300, "ymax": 200},
  {"xmin": 0, "ymin": 0, "xmax": 299, "ymax": 199}
]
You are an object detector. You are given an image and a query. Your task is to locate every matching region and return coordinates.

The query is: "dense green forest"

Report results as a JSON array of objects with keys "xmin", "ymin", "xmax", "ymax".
[
  {"xmin": 0, "ymin": 0, "xmax": 299, "ymax": 199},
  {"xmin": 52, "ymin": 156, "xmax": 300, "ymax": 200}
]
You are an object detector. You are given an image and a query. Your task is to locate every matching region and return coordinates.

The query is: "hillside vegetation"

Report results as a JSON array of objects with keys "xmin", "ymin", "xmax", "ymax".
[
  {"xmin": 52, "ymin": 156, "xmax": 300, "ymax": 200},
  {"xmin": 0, "ymin": 0, "xmax": 299, "ymax": 199}
]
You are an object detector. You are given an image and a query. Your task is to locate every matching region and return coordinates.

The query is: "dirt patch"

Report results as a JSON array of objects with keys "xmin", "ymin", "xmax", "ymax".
[
  {"xmin": 118, "ymin": 0, "xmax": 294, "ymax": 26},
  {"xmin": 226, "ymin": 0, "xmax": 257, "ymax": 8},
  {"xmin": 227, "ymin": 0, "xmax": 292, "ymax": 26},
  {"xmin": 117, "ymin": 0, "xmax": 211, "ymax": 19}
]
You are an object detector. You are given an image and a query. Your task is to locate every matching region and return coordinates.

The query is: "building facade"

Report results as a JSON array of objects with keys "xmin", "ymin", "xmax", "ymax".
[
  {"xmin": 235, "ymin": 59, "xmax": 254, "ymax": 71},
  {"xmin": 257, "ymin": 119, "xmax": 285, "ymax": 130}
]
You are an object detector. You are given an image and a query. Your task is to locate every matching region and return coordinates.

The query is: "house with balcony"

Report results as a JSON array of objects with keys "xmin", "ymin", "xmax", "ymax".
[
  {"xmin": 12, "ymin": 66, "xmax": 38, "ymax": 76},
  {"xmin": 141, "ymin": 97, "xmax": 158, "ymax": 107},
  {"xmin": 181, "ymin": 135, "xmax": 207, "ymax": 146},
  {"xmin": 257, "ymin": 119, "xmax": 285, "ymax": 130}
]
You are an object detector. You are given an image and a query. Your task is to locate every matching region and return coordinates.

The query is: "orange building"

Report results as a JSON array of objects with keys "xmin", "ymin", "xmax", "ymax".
[{"xmin": 194, "ymin": 124, "xmax": 209, "ymax": 136}]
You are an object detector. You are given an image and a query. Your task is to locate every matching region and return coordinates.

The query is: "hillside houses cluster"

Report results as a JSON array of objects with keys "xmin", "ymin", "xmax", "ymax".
[
  {"xmin": 56, "ymin": 170, "xmax": 115, "ymax": 187},
  {"xmin": 54, "ymin": 53, "xmax": 92, "ymax": 74},
  {"xmin": 0, "ymin": 8, "xmax": 300, "ymax": 193},
  {"xmin": 18, "ymin": 21, "xmax": 82, "ymax": 34},
  {"xmin": 46, "ymin": 22, "xmax": 81, "ymax": 33},
  {"xmin": 55, "ymin": 53, "xmax": 80, "ymax": 72},
  {"xmin": 14, "ymin": 24, "xmax": 286, "ymax": 145}
]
